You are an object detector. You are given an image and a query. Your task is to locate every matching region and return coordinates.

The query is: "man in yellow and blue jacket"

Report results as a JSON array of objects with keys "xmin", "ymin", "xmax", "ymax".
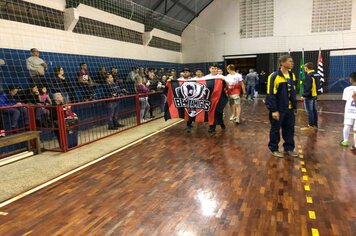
[
  {"xmin": 301, "ymin": 62, "xmax": 320, "ymax": 131},
  {"xmin": 265, "ymin": 55, "xmax": 298, "ymax": 158}
]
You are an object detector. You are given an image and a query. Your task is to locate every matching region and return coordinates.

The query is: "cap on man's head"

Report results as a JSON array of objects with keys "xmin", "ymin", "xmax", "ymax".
[{"xmin": 181, "ymin": 67, "xmax": 191, "ymax": 73}]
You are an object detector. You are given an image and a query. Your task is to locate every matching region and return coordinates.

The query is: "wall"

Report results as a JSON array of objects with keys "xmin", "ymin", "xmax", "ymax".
[
  {"xmin": 182, "ymin": 0, "xmax": 356, "ymax": 63},
  {"xmin": 0, "ymin": 1, "xmax": 182, "ymax": 64}
]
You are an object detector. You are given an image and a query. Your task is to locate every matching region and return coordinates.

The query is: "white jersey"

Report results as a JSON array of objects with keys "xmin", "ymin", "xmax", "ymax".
[
  {"xmin": 342, "ymin": 85, "xmax": 356, "ymax": 119},
  {"xmin": 203, "ymin": 74, "xmax": 225, "ymax": 80},
  {"xmin": 225, "ymin": 73, "xmax": 243, "ymax": 85}
]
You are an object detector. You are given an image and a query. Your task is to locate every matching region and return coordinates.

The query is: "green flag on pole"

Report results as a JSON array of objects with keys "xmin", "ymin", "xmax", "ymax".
[{"xmin": 298, "ymin": 50, "xmax": 305, "ymax": 96}]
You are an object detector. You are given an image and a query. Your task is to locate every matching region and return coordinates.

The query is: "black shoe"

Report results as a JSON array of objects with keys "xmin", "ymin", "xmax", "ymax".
[
  {"xmin": 208, "ymin": 126, "xmax": 216, "ymax": 133},
  {"xmin": 108, "ymin": 126, "xmax": 118, "ymax": 130},
  {"xmin": 116, "ymin": 123, "xmax": 125, "ymax": 128},
  {"xmin": 221, "ymin": 124, "xmax": 226, "ymax": 130},
  {"xmin": 186, "ymin": 126, "xmax": 192, "ymax": 133}
]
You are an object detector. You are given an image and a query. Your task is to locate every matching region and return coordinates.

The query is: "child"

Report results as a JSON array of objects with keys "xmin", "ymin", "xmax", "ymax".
[
  {"xmin": 40, "ymin": 87, "xmax": 52, "ymax": 105},
  {"xmin": 341, "ymin": 72, "xmax": 356, "ymax": 150}
]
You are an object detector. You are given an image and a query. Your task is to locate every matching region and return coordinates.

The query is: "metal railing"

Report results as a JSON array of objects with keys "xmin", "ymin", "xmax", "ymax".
[{"xmin": 0, "ymin": 92, "xmax": 164, "ymax": 156}]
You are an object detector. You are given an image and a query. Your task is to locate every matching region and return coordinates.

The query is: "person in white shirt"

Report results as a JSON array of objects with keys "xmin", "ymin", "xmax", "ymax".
[
  {"xmin": 26, "ymin": 48, "xmax": 48, "ymax": 88},
  {"xmin": 340, "ymin": 72, "xmax": 356, "ymax": 150},
  {"xmin": 193, "ymin": 69, "xmax": 204, "ymax": 79},
  {"xmin": 205, "ymin": 64, "xmax": 227, "ymax": 133},
  {"xmin": 225, "ymin": 64, "xmax": 246, "ymax": 123}
]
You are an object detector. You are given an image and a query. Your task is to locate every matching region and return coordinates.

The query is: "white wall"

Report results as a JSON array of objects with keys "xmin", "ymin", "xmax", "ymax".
[
  {"xmin": 24, "ymin": 0, "xmax": 66, "ymax": 11},
  {"xmin": 182, "ymin": 0, "xmax": 356, "ymax": 63},
  {"xmin": 1, "ymin": 1, "xmax": 182, "ymax": 63}
]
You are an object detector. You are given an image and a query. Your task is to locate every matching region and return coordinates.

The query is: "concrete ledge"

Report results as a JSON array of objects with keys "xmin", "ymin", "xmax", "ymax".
[{"xmin": 0, "ymin": 118, "xmax": 181, "ymax": 203}]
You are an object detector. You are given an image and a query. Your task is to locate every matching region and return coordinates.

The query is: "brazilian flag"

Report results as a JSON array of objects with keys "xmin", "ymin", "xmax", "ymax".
[{"xmin": 298, "ymin": 53, "xmax": 305, "ymax": 96}]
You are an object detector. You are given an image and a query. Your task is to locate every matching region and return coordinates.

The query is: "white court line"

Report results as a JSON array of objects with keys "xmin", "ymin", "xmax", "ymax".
[
  {"xmin": 297, "ymin": 109, "xmax": 343, "ymax": 115},
  {"xmin": 0, "ymin": 120, "xmax": 183, "ymax": 209}
]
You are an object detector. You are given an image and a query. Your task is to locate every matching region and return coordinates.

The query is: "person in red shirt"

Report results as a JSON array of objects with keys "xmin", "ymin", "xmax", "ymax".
[{"xmin": 225, "ymin": 64, "xmax": 246, "ymax": 124}]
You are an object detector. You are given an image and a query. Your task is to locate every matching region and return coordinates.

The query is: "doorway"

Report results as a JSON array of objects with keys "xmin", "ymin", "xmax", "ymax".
[{"xmin": 224, "ymin": 57, "xmax": 257, "ymax": 76}]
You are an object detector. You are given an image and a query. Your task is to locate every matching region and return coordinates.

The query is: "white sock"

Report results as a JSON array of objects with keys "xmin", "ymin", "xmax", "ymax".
[
  {"xmin": 343, "ymin": 125, "xmax": 352, "ymax": 141},
  {"xmin": 353, "ymin": 132, "xmax": 356, "ymax": 147}
]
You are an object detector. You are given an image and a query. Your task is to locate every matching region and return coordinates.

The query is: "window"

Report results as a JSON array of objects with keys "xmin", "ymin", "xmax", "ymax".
[
  {"xmin": 312, "ymin": 0, "xmax": 352, "ymax": 32},
  {"xmin": 240, "ymin": 0, "xmax": 274, "ymax": 38}
]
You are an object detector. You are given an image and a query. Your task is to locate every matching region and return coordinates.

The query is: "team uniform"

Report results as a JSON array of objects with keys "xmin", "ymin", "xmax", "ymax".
[
  {"xmin": 341, "ymin": 85, "xmax": 356, "ymax": 148},
  {"xmin": 265, "ymin": 70, "xmax": 297, "ymax": 155},
  {"xmin": 225, "ymin": 73, "xmax": 243, "ymax": 105},
  {"xmin": 302, "ymin": 70, "xmax": 320, "ymax": 128}
]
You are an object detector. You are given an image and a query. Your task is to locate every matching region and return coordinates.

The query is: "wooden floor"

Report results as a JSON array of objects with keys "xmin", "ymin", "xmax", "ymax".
[{"xmin": 0, "ymin": 100, "xmax": 355, "ymax": 236}]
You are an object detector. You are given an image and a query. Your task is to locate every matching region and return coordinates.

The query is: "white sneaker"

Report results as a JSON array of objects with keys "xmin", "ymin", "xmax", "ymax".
[
  {"xmin": 234, "ymin": 117, "xmax": 240, "ymax": 124},
  {"xmin": 229, "ymin": 115, "xmax": 235, "ymax": 121}
]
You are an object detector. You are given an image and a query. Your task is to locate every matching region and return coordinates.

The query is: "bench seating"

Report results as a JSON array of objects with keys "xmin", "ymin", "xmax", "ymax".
[{"xmin": 0, "ymin": 131, "xmax": 41, "ymax": 154}]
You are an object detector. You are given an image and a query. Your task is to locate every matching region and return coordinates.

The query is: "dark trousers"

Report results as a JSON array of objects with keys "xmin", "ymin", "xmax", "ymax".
[
  {"xmin": 3, "ymin": 107, "xmax": 29, "ymax": 128},
  {"xmin": 304, "ymin": 98, "xmax": 318, "ymax": 127},
  {"xmin": 108, "ymin": 101, "xmax": 120, "ymax": 127},
  {"xmin": 187, "ymin": 116, "xmax": 194, "ymax": 128},
  {"xmin": 246, "ymin": 85, "xmax": 255, "ymax": 99},
  {"xmin": 209, "ymin": 111, "xmax": 225, "ymax": 129},
  {"xmin": 268, "ymin": 110, "xmax": 295, "ymax": 152}
]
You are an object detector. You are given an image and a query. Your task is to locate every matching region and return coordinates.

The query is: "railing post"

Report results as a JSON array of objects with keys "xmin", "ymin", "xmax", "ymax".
[
  {"xmin": 28, "ymin": 105, "xmax": 36, "ymax": 131},
  {"xmin": 135, "ymin": 94, "xmax": 141, "ymax": 125},
  {"xmin": 57, "ymin": 105, "xmax": 68, "ymax": 152}
]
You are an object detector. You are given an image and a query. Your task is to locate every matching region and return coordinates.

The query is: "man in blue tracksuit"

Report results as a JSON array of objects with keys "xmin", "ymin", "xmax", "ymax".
[{"xmin": 265, "ymin": 55, "xmax": 298, "ymax": 158}]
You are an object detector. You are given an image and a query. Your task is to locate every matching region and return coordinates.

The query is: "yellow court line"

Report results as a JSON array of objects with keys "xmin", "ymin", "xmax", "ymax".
[
  {"xmin": 304, "ymin": 185, "xmax": 311, "ymax": 191},
  {"xmin": 302, "ymin": 175, "xmax": 309, "ymax": 181},
  {"xmin": 309, "ymin": 210, "xmax": 316, "ymax": 219},
  {"xmin": 301, "ymin": 168, "xmax": 307, "ymax": 172},
  {"xmin": 300, "ymin": 161, "xmax": 305, "ymax": 165},
  {"xmin": 311, "ymin": 228, "xmax": 320, "ymax": 236},
  {"xmin": 306, "ymin": 197, "xmax": 313, "ymax": 203}
]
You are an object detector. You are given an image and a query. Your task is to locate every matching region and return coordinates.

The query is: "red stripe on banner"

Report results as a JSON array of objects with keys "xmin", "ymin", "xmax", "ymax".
[
  {"xmin": 167, "ymin": 82, "xmax": 179, "ymax": 118},
  {"xmin": 195, "ymin": 80, "xmax": 208, "ymax": 122},
  {"xmin": 208, "ymin": 79, "xmax": 223, "ymax": 125}
]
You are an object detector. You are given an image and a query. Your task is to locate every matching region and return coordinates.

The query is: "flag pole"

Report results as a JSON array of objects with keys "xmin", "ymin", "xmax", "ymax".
[{"xmin": 299, "ymin": 48, "xmax": 305, "ymax": 96}]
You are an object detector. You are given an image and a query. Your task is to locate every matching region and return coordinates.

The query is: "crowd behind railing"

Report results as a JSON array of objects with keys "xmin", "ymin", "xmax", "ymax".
[{"xmin": 0, "ymin": 48, "xmax": 184, "ymax": 139}]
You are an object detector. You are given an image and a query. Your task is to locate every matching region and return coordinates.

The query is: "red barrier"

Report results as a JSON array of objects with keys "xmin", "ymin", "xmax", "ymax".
[{"xmin": 1, "ymin": 92, "xmax": 164, "ymax": 155}]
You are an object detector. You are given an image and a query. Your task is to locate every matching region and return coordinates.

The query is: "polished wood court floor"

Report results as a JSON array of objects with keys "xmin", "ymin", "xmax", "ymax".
[{"xmin": 0, "ymin": 100, "xmax": 355, "ymax": 235}]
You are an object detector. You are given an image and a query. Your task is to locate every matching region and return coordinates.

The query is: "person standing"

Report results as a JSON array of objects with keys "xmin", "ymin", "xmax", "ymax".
[
  {"xmin": 225, "ymin": 64, "xmax": 246, "ymax": 124},
  {"xmin": 265, "ymin": 55, "xmax": 298, "ymax": 158},
  {"xmin": 26, "ymin": 48, "xmax": 48, "ymax": 88},
  {"xmin": 301, "ymin": 62, "xmax": 320, "ymax": 131},
  {"xmin": 178, "ymin": 68, "xmax": 194, "ymax": 133},
  {"xmin": 259, "ymin": 70, "xmax": 268, "ymax": 95},
  {"xmin": 340, "ymin": 72, "xmax": 356, "ymax": 150},
  {"xmin": 245, "ymin": 69, "xmax": 259, "ymax": 100},
  {"xmin": 205, "ymin": 64, "xmax": 227, "ymax": 133}
]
